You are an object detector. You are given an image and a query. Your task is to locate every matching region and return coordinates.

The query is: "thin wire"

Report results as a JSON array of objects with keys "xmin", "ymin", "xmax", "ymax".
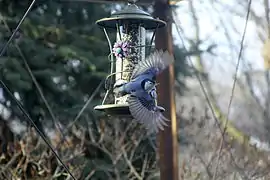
[
  {"xmin": 148, "ymin": 24, "xmax": 159, "ymax": 54},
  {"xmin": 263, "ymin": 0, "xmax": 270, "ymax": 145},
  {"xmin": 66, "ymin": 80, "xmax": 104, "ymax": 133},
  {"xmin": 0, "ymin": 0, "xmax": 36, "ymax": 56},
  {"xmin": 213, "ymin": 0, "xmax": 252, "ymax": 179},
  {"xmin": 0, "ymin": 1, "xmax": 76, "ymax": 179},
  {"xmin": 116, "ymin": 22, "xmax": 122, "ymax": 41},
  {"xmin": 0, "ymin": 81, "xmax": 77, "ymax": 180},
  {"xmin": 55, "ymin": 79, "xmax": 104, "ymax": 151},
  {"xmin": 264, "ymin": 0, "xmax": 270, "ymax": 38},
  {"xmin": 0, "ymin": 16, "xmax": 70, "ymax": 146},
  {"xmin": 172, "ymin": 12, "xmax": 222, "ymax": 134},
  {"xmin": 172, "ymin": 9, "xmax": 250, "ymax": 180},
  {"xmin": 102, "ymin": 28, "xmax": 114, "ymax": 105}
]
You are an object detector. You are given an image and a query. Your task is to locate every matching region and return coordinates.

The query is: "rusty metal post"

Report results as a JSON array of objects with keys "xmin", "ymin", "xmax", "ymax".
[{"xmin": 153, "ymin": 0, "xmax": 179, "ymax": 180}]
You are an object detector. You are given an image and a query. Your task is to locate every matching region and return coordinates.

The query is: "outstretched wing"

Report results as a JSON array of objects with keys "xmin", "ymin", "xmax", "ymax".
[
  {"xmin": 131, "ymin": 50, "xmax": 174, "ymax": 79},
  {"xmin": 128, "ymin": 94, "xmax": 169, "ymax": 134}
]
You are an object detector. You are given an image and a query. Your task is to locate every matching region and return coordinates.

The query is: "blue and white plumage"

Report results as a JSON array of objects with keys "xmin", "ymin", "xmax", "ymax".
[{"xmin": 113, "ymin": 50, "xmax": 174, "ymax": 133}]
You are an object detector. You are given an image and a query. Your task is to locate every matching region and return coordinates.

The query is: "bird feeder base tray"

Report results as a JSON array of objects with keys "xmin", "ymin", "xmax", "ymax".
[{"xmin": 94, "ymin": 104, "xmax": 131, "ymax": 116}]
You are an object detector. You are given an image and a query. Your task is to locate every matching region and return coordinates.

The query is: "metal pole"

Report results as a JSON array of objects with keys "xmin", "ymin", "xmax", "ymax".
[{"xmin": 153, "ymin": 0, "xmax": 179, "ymax": 180}]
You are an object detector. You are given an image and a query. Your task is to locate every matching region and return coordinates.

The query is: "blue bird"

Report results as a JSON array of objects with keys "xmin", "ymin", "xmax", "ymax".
[{"xmin": 113, "ymin": 50, "xmax": 174, "ymax": 133}]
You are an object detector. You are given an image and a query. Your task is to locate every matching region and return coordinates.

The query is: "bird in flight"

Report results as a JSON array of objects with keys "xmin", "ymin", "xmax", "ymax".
[{"xmin": 113, "ymin": 50, "xmax": 174, "ymax": 134}]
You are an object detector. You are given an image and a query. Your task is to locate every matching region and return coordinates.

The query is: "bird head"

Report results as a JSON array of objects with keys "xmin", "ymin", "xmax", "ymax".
[{"xmin": 143, "ymin": 80, "xmax": 156, "ymax": 92}]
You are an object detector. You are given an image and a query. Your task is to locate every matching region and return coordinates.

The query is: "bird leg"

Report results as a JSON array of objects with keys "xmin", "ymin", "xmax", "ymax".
[
  {"xmin": 150, "ymin": 87, "xmax": 165, "ymax": 112},
  {"xmin": 153, "ymin": 98, "xmax": 165, "ymax": 112},
  {"xmin": 153, "ymin": 90, "xmax": 165, "ymax": 114},
  {"xmin": 155, "ymin": 105, "xmax": 165, "ymax": 112}
]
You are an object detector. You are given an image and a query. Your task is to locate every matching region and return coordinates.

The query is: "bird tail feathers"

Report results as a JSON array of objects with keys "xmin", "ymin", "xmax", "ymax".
[{"xmin": 128, "ymin": 96, "xmax": 169, "ymax": 134}]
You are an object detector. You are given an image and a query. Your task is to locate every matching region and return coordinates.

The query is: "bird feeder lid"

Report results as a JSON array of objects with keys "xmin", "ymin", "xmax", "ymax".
[{"xmin": 96, "ymin": 3, "xmax": 166, "ymax": 30}]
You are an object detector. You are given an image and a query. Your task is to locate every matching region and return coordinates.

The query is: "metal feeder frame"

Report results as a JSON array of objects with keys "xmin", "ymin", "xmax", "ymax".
[{"xmin": 94, "ymin": 2, "xmax": 166, "ymax": 116}]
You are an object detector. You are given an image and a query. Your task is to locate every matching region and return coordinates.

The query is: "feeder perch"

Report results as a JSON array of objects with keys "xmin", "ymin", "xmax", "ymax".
[{"xmin": 94, "ymin": 2, "xmax": 166, "ymax": 116}]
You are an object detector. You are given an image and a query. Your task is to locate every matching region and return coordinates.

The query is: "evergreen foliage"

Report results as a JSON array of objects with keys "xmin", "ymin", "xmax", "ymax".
[
  {"xmin": 0, "ymin": 1, "xmax": 194, "ymax": 179},
  {"xmin": 0, "ymin": 1, "xmax": 112, "ymax": 129}
]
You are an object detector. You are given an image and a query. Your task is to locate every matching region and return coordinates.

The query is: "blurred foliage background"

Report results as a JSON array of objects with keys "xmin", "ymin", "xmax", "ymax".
[
  {"xmin": 0, "ymin": 0, "xmax": 269, "ymax": 179},
  {"xmin": 0, "ymin": 0, "xmax": 192, "ymax": 179}
]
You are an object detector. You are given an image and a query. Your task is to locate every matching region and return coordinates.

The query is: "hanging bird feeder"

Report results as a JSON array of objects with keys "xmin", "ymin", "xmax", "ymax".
[{"xmin": 94, "ymin": 2, "xmax": 166, "ymax": 116}]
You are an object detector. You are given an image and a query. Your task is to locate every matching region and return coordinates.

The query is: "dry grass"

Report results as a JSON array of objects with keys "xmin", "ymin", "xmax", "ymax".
[
  {"xmin": 0, "ymin": 104, "xmax": 270, "ymax": 179},
  {"xmin": 0, "ymin": 116, "xmax": 158, "ymax": 180}
]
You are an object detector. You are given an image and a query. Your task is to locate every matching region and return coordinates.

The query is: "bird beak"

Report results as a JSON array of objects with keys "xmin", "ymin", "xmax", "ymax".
[{"xmin": 155, "ymin": 83, "xmax": 160, "ymax": 86}]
